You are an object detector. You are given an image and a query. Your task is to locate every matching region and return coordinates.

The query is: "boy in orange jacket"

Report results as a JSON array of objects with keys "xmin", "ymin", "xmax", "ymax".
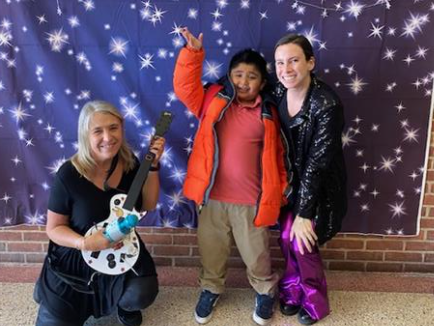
[{"xmin": 174, "ymin": 27, "xmax": 291, "ymax": 325}]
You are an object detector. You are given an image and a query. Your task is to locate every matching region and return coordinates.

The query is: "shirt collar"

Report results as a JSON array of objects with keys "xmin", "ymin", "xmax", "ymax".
[{"xmin": 234, "ymin": 94, "xmax": 262, "ymax": 109}]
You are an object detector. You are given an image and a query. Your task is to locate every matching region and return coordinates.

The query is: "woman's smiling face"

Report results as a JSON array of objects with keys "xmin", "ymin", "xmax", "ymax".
[
  {"xmin": 88, "ymin": 112, "xmax": 123, "ymax": 164},
  {"xmin": 275, "ymin": 42, "xmax": 315, "ymax": 92}
]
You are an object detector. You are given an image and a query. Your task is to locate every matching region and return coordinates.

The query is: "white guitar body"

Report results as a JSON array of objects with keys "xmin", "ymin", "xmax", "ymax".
[{"xmin": 81, "ymin": 194, "xmax": 147, "ymax": 275}]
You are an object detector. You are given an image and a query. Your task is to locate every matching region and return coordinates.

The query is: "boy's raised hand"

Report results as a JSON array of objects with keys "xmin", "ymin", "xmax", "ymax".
[{"xmin": 181, "ymin": 27, "xmax": 203, "ymax": 50}]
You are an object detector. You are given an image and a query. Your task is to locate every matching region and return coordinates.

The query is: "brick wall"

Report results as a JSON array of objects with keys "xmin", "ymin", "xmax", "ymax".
[
  {"xmin": 1, "ymin": 131, "xmax": 434, "ymax": 273},
  {"xmin": 1, "ymin": 210, "xmax": 433, "ymax": 273}
]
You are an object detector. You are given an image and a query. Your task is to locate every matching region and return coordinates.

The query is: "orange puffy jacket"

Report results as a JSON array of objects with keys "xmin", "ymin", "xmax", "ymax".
[{"xmin": 173, "ymin": 47, "xmax": 291, "ymax": 227}]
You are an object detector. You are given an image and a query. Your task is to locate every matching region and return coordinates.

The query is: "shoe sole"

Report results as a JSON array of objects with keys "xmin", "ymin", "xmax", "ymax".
[
  {"xmin": 117, "ymin": 312, "xmax": 142, "ymax": 326},
  {"xmin": 280, "ymin": 305, "xmax": 301, "ymax": 316},
  {"xmin": 297, "ymin": 315, "xmax": 318, "ymax": 325},
  {"xmin": 194, "ymin": 297, "xmax": 219, "ymax": 324},
  {"xmin": 297, "ymin": 310, "xmax": 318, "ymax": 325},
  {"xmin": 252, "ymin": 311, "xmax": 271, "ymax": 326}
]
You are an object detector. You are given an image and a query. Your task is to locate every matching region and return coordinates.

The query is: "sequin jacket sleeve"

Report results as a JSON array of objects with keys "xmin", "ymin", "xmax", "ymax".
[{"xmin": 295, "ymin": 91, "xmax": 345, "ymax": 219}]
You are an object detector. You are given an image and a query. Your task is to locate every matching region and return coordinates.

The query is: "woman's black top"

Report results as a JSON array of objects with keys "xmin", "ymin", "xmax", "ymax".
[{"xmin": 36, "ymin": 159, "xmax": 156, "ymax": 322}]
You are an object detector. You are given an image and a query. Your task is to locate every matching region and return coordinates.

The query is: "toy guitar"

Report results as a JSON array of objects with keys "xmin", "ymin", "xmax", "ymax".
[{"xmin": 82, "ymin": 111, "xmax": 173, "ymax": 275}]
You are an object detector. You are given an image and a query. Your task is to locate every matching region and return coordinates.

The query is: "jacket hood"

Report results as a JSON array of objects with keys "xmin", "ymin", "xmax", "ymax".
[{"xmin": 215, "ymin": 74, "xmax": 277, "ymax": 112}]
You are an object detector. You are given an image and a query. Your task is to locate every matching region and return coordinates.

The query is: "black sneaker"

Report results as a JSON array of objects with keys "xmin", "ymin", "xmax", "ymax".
[
  {"xmin": 194, "ymin": 290, "xmax": 220, "ymax": 324},
  {"xmin": 252, "ymin": 293, "xmax": 275, "ymax": 325},
  {"xmin": 297, "ymin": 308, "xmax": 318, "ymax": 325},
  {"xmin": 117, "ymin": 307, "xmax": 142, "ymax": 326},
  {"xmin": 280, "ymin": 300, "xmax": 301, "ymax": 316}
]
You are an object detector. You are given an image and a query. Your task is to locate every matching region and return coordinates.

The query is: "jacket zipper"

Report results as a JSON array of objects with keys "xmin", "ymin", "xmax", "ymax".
[
  {"xmin": 253, "ymin": 112, "xmax": 267, "ymax": 222},
  {"xmin": 202, "ymin": 89, "xmax": 234, "ymax": 206}
]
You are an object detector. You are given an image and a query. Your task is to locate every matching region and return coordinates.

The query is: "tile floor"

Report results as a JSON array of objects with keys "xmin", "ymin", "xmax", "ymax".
[{"xmin": 1, "ymin": 266, "xmax": 433, "ymax": 326}]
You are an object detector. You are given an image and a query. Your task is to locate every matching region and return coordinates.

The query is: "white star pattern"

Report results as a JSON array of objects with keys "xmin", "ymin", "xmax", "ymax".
[
  {"xmin": 47, "ymin": 158, "xmax": 67, "ymax": 175},
  {"xmin": 403, "ymin": 128, "xmax": 419, "ymax": 143},
  {"xmin": 369, "ymin": 23, "xmax": 384, "ymax": 39},
  {"xmin": 9, "ymin": 102, "xmax": 31, "ymax": 123},
  {"xmin": 82, "ymin": 0, "xmax": 95, "ymax": 11},
  {"xmin": 46, "ymin": 28, "xmax": 69, "ymax": 52},
  {"xmin": 11, "ymin": 156, "xmax": 21, "ymax": 166},
  {"xmin": 379, "ymin": 156, "xmax": 395, "ymax": 173},
  {"xmin": 370, "ymin": 189, "xmax": 380, "ymax": 198},
  {"xmin": 169, "ymin": 167, "xmax": 186, "ymax": 183},
  {"xmin": 0, "ymin": 0, "xmax": 429, "ymax": 236},
  {"xmin": 166, "ymin": 190, "xmax": 187, "ymax": 211},
  {"xmin": 1, "ymin": 193, "xmax": 12, "ymax": 203},
  {"xmin": 240, "ymin": 0, "xmax": 250, "ymax": 9},
  {"xmin": 109, "ymin": 37, "xmax": 129, "ymax": 57},
  {"xmin": 383, "ymin": 48, "xmax": 396, "ymax": 60},
  {"xmin": 389, "ymin": 202, "xmax": 406, "ymax": 218},
  {"xmin": 188, "ymin": 8, "xmax": 198, "ymax": 19},
  {"xmin": 68, "ymin": 16, "xmax": 80, "ymax": 28},
  {"xmin": 37, "ymin": 15, "xmax": 47, "ymax": 24},
  {"xmin": 25, "ymin": 210, "xmax": 45, "ymax": 225},
  {"xmin": 0, "ymin": 29, "xmax": 13, "ymax": 47},
  {"xmin": 204, "ymin": 61, "xmax": 223, "ymax": 79},
  {"xmin": 345, "ymin": 0, "xmax": 364, "ymax": 19},
  {"xmin": 347, "ymin": 75, "xmax": 367, "ymax": 95},
  {"xmin": 139, "ymin": 53, "xmax": 155, "ymax": 69}
]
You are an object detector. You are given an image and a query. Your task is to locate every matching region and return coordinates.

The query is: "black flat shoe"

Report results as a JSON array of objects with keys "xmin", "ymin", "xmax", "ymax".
[
  {"xmin": 118, "ymin": 307, "xmax": 143, "ymax": 326},
  {"xmin": 279, "ymin": 301, "xmax": 300, "ymax": 316},
  {"xmin": 297, "ymin": 308, "xmax": 317, "ymax": 325}
]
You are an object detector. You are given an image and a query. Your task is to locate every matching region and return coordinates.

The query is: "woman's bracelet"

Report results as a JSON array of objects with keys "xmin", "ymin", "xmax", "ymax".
[
  {"xmin": 74, "ymin": 237, "xmax": 85, "ymax": 250},
  {"xmin": 149, "ymin": 162, "xmax": 160, "ymax": 172}
]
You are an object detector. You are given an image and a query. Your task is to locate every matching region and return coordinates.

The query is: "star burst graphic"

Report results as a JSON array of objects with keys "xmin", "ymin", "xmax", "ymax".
[
  {"xmin": 109, "ymin": 37, "xmax": 129, "ymax": 57},
  {"xmin": 46, "ymin": 28, "xmax": 69, "ymax": 52},
  {"xmin": 0, "ymin": 0, "xmax": 430, "ymax": 236}
]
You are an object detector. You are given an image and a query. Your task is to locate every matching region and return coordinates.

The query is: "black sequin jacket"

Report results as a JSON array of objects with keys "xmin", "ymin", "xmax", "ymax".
[{"xmin": 276, "ymin": 75, "xmax": 347, "ymax": 245}]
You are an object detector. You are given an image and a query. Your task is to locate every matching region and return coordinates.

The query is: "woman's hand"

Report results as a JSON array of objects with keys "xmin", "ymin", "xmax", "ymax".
[
  {"xmin": 290, "ymin": 215, "xmax": 318, "ymax": 255},
  {"xmin": 81, "ymin": 230, "xmax": 111, "ymax": 251},
  {"xmin": 181, "ymin": 27, "xmax": 203, "ymax": 50},
  {"xmin": 149, "ymin": 136, "xmax": 165, "ymax": 167}
]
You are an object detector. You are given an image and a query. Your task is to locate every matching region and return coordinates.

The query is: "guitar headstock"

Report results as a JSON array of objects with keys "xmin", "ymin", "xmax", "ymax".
[{"xmin": 154, "ymin": 111, "xmax": 173, "ymax": 138}]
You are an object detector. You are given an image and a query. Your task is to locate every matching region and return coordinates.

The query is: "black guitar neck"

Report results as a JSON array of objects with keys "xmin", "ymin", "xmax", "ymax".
[{"xmin": 122, "ymin": 111, "xmax": 173, "ymax": 212}]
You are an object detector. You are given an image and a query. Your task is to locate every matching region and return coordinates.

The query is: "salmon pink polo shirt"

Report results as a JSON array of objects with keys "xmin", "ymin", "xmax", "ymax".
[{"xmin": 209, "ymin": 96, "xmax": 264, "ymax": 206}]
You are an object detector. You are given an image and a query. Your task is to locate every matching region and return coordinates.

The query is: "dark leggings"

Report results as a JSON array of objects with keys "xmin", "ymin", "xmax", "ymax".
[{"xmin": 34, "ymin": 275, "xmax": 159, "ymax": 326}]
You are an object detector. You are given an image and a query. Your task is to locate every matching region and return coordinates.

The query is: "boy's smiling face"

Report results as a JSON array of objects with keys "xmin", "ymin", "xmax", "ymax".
[{"xmin": 230, "ymin": 63, "xmax": 265, "ymax": 106}]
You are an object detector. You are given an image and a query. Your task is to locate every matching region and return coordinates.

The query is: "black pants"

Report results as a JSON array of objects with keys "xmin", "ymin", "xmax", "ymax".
[{"xmin": 34, "ymin": 274, "xmax": 159, "ymax": 326}]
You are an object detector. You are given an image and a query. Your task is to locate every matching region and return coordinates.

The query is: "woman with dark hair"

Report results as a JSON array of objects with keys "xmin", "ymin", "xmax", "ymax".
[
  {"xmin": 34, "ymin": 101, "xmax": 165, "ymax": 326},
  {"xmin": 174, "ymin": 27, "xmax": 291, "ymax": 325},
  {"xmin": 274, "ymin": 34, "xmax": 347, "ymax": 325}
]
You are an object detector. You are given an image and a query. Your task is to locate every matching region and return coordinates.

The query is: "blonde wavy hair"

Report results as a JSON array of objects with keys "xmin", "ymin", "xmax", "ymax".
[{"xmin": 71, "ymin": 100, "xmax": 135, "ymax": 180}]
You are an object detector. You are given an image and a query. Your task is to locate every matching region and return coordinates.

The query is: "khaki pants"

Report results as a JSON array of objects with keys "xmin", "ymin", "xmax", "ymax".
[{"xmin": 198, "ymin": 199, "xmax": 278, "ymax": 296}]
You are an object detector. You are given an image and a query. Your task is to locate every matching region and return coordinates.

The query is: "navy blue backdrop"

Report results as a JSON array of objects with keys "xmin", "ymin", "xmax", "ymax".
[{"xmin": 0, "ymin": 0, "xmax": 433, "ymax": 236}]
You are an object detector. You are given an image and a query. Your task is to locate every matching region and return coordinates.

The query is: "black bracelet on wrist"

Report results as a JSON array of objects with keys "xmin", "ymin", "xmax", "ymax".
[{"xmin": 150, "ymin": 162, "xmax": 160, "ymax": 172}]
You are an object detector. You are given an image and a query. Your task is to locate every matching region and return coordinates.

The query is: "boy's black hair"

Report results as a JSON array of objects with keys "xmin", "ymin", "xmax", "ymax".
[{"xmin": 228, "ymin": 48, "xmax": 270, "ymax": 85}]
